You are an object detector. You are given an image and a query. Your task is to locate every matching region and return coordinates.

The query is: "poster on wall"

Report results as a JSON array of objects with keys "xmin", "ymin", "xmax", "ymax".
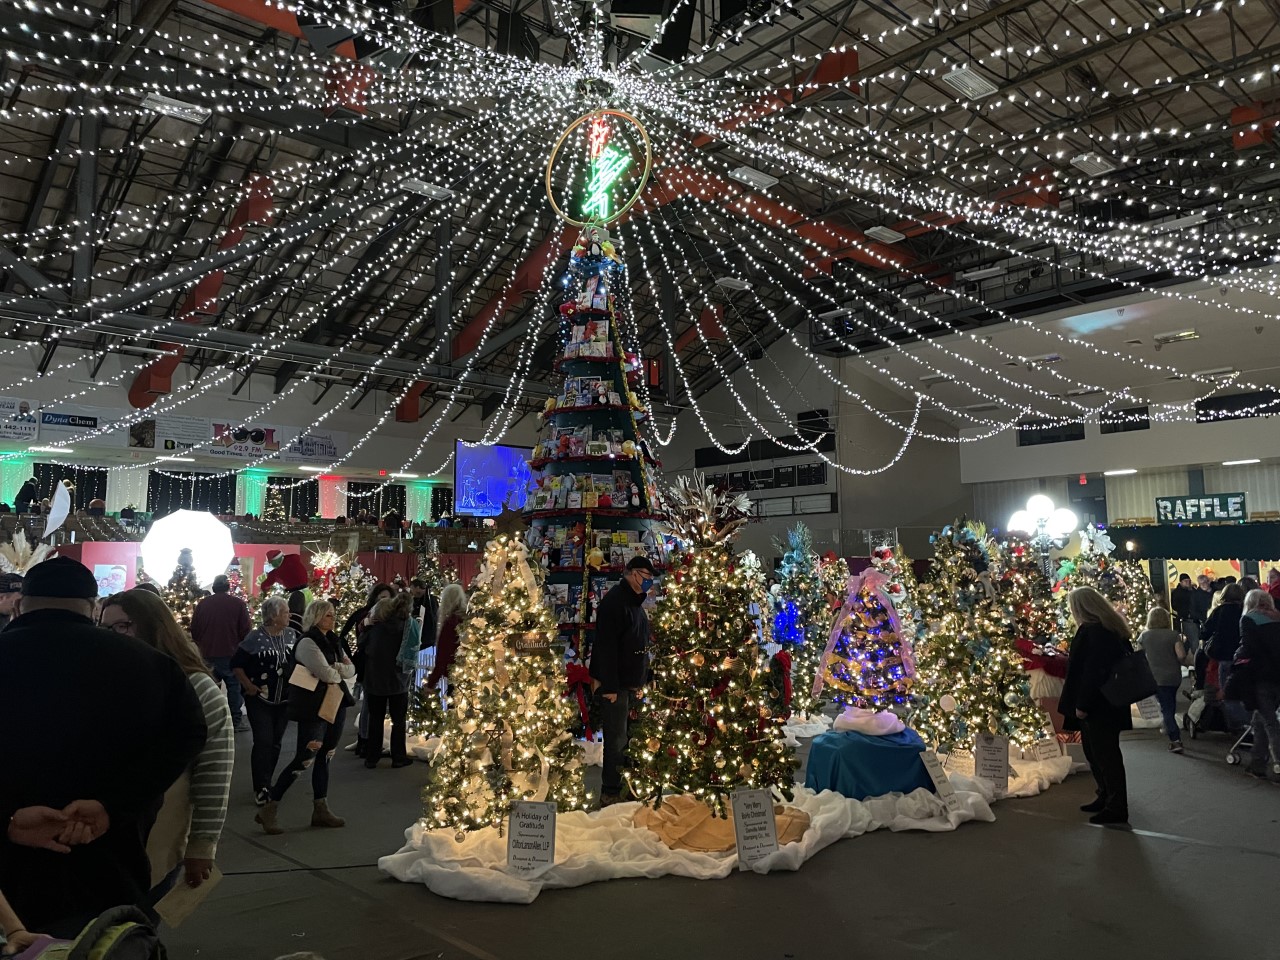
[
  {"xmin": 0, "ymin": 396, "xmax": 38, "ymax": 441},
  {"xmin": 207, "ymin": 421, "xmax": 289, "ymax": 459},
  {"xmin": 281, "ymin": 429, "xmax": 347, "ymax": 464},
  {"xmin": 93, "ymin": 563, "xmax": 129, "ymax": 598},
  {"xmin": 38, "ymin": 405, "xmax": 130, "ymax": 448},
  {"xmin": 128, "ymin": 415, "xmax": 211, "ymax": 453}
]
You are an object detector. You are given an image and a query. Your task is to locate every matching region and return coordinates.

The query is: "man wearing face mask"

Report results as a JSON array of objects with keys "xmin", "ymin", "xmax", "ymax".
[{"xmin": 590, "ymin": 556, "xmax": 656, "ymax": 807}]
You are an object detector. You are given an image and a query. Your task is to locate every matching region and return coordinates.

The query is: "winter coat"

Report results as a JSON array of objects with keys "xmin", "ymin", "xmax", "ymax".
[
  {"xmin": 1240, "ymin": 611, "xmax": 1280, "ymax": 685},
  {"xmin": 1059, "ymin": 621, "xmax": 1134, "ymax": 732},
  {"xmin": 1203, "ymin": 601, "xmax": 1244, "ymax": 661},
  {"xmin": 426, "ymin": 613, "xmax": 461, "ymax": 687},
  {"xmin": 288, "ymin": 627, "xmax": 357, "ymax": 722},
  {"xmin": 589, "ymin": 581, "xmax": 650, "ymax": 694},
  {"xmin": 361, "ymin": 616, "xmax": 411, "ymax": 697}
]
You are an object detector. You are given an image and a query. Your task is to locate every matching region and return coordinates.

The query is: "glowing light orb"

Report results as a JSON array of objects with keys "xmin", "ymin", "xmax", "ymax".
[{"xmin": 141, "ymin": 509, "xmax": 235, "ymax": 587}]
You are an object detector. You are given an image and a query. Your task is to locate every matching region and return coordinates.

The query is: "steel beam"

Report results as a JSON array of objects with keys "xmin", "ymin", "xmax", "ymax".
[{"xmin": 73, "ymin": 108, "xmax": 99, "ymax": 302}]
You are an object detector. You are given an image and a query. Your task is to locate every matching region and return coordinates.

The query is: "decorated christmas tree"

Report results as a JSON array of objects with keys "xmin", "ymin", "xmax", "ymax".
[
  {"xmin": 819, "ymin": 552, "xmax": 851, "ymax": 605},
  {"xmin": 165, "ymin": 547, "xmax": 205, "ymax": 629},
  {"xmin": 772, "ymin": 522, "xmax": 828, "ymax": 718},
  {"xmin": 627, "ymin": 474, "xmax": 796, "ymax": 817},
  {"xmin": 998, "ymin": 537, "xmax": 1063, "ymax": 657},
  {"xmin": 522, "ymin": 222, "xmax": 665, "ymax": 693},
  {"xmin": 1054, "ymin": 525, "xmax": 1152, "ymax": 637},
  {"xmin": 421, "ymin": 536, "xmax": 588, "ymax": 839},
  {"xmin": 224, "ymin": 559, "xmax": 246, "ymax": 598},
  {"xmin": 817, "ymin": 572, "xmax": 914, "ymax": 712},
  {"xmin": 263, "ymin": 485, "xmax": 286, "ymax": 523},
  {"xmin": 908, "ymin": 519, "xmax": 1043, "ymax": 752},
  {"xmin": 310, "ymin": 551, "xmax": 378, "ymax": 626},
  {"xmin": 415, "ymin": 543, "xmax": 457, "ymax": 598}
]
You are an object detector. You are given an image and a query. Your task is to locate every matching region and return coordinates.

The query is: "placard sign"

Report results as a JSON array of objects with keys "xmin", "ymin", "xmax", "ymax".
[
  {"xmin": 731, "ymin": 788, "xmax": 779, "ymax": 870},
  {"xmin": 919, "ymin": 750, "xmax": 961, "ymax": 813},
  {"xmin": 1031, "ymin": 737, "xmax": 1064, "ymax": 762},
  {"xmin": 506, "ymin": 801, "xmax": 556, "ymax": 878},
  {"xmin": 974, "ymin": 733, "xmax": 1010, "ymax": 791},
  {"xmin": 1136, "ymin": 696, "xmax": 1163, "ymax": 722},
  {"xmin": 1155, "ymin": 492, "xmax": 1246, "ymax": 524}
]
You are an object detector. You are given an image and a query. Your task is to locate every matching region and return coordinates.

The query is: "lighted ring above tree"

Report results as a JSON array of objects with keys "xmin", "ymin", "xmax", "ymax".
[
  {"xmin": 627, "ymin": 473, "xmax": 796, "ymax": 818},
  {"xmin": 420, "ymin": 536, "xmax": 588, "ymax": 840}
]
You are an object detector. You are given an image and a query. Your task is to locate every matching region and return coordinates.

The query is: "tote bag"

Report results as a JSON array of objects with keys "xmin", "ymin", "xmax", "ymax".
[{"xmin": 1101, "ymin": 648, "xmax": 1158, "ymax": 707}]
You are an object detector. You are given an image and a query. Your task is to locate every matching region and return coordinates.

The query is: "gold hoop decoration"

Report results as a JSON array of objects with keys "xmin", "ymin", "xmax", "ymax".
[{"xmin": 544, "ymin": 108, "xmax": 653, "ymax": 228}]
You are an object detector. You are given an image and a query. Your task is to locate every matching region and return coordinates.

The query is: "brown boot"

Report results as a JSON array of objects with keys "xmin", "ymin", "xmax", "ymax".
[
  {"xmin": 255, "ymin": 800, "xmax": 283, "ymax": 835},
  {"xmin": 311, "ymin": 798, "xmax": 345, "ymax": 828}
]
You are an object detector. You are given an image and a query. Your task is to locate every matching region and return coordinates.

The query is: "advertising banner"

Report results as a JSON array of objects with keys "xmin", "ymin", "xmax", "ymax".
[
  {"xmin": 0, "ymin": 396, "xmax": 38, "ymax": 442},
  {"xmin": 207, "ymin": 421, "xmax": 288, "ymax": 459},
  {"xmin": 129, "ymin": 414, "xmax": 212, "ymax": 453},
  {"xmin": 281, "ymin": 428, "xmax": 346, "ymax": 464}
]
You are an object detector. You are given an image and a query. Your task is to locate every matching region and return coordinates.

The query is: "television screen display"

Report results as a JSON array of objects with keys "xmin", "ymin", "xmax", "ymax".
[{"xmin": 454, "ymin": 441, "xmax": 531, "ymax": 516}]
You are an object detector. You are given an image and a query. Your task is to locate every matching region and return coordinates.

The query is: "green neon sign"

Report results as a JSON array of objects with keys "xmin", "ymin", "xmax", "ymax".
[{"xmin": 581, "ymin": 143, "xmax": 630, "ymax": 221}]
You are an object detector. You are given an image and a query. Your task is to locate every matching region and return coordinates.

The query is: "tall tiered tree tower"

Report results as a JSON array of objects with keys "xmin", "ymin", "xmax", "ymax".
[{"xmin": 524, "ymin": 224, "xmax": 665, "ymax": 672}]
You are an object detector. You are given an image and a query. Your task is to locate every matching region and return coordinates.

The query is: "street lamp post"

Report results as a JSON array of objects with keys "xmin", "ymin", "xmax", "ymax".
[{"xmin": 1007, "ymin": 494, "xmax": 1078, "ymax": 579}]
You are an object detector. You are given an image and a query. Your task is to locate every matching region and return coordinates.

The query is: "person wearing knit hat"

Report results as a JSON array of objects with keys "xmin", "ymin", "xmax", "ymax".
[{"xmin": 0, "ymin": 557, "xmax": 207, "ymax": 935}]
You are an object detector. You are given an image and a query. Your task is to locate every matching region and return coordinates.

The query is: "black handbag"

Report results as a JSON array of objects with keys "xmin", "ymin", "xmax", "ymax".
[{"xmin": 1101, "ymin": 648, "xmax": 1158, "ymax": 707}]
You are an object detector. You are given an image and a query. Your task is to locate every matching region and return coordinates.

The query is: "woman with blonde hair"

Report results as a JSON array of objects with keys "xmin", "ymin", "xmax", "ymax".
[
  {"xmin": 1137, "ymin": 606, "xmax": 1187, "ymax": 753},
  {"xmin": 98, "ymin": 589, "xmax": 233, "ymax": 895},
  {"xmin": 425, "ymin": 583, "xmax": 468, "ymax": 694},
  {"xmin": 1060, "ymin": 586, "xmax": 1134, "ymax": 826},
  {"xmin": 256, "ymin": 599, "xmax": 355, "ymax": 834}
]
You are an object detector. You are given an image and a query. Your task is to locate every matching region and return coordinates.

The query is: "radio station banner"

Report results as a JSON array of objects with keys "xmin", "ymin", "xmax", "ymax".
[
  {"xmin": 207, "ymin": 420, "xmax": 288, "ymax": 459},
  {"xmin": 0, "ymin": 396, "xmax": 38, "ymax": 442}
]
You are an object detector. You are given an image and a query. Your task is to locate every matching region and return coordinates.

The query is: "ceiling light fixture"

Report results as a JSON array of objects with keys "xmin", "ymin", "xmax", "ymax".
[
  {"xmin": 29, "ymin": 446, "xmax": 72, "ymax": 453},
  {"xmin": 298, "ymin": 466, "xmax": 327, "ymax": 472},
  {"xmin": 715, "ymin": 277, "xmax": 752, "ymax": 292},
  {"xmin": 399, "ymin": 177, "xmax": 455, "ymax": 201},
  {"xmin": 1070, "ymin": 153, "xmax": 1117, "ymax": 177},
  {"xmin": 390, "ymin": 472, "xmax": 419, "ymax": 478},
  {"xmin": 941, "ymin": 66, "xmax": 998, "ymax": 99},
  {"xmin": 1192, "ymin": 367, "xmax": 1239, "ymax": 381},
  {"xmin": 729, "ymin": 166, "xmax": 779, "ymax": 191},
  {"xmin": 864, "ymin": 225, "xmax": 906, "ymax": 244},
  {"xmin": 1103, "ymin": 468, "xmax": 1138, "ymax": 476},
  {"xmin": 1222, "ymin": 459, "xmax": 1261, "ymax": 466},
  {"xmin": 959, "ymin": 266, "xmax": 1005, "ymax": 280},
  {"xmin": 1153, "ymin": 329, "xmax": 1199, "ymax": 346},
  {"xmin": 140, "ymin": 92, "xmax": 211, "ymax": 124}
]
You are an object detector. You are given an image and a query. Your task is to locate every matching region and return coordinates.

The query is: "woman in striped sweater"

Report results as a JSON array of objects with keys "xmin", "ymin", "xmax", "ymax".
[{"xmin": 98, "ymin": 589, "xmax": 234, "ymax": 895}]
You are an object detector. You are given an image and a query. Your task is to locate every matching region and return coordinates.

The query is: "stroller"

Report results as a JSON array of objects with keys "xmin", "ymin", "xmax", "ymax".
[{"xmin": 1183, "ymin": 653, "xmax": 1233, "ymax": 739}]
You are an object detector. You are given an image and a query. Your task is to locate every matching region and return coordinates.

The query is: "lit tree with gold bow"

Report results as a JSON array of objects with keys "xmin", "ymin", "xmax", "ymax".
[
  {"xmin": 421, "ymin": 536, "xmax": 588, "ymax": 840},
  {"xmin": 818, "ymin": 574, "xmax": 914, "ymax": 712},
  {"xmin": 627, "ymin": 474, "xmax": 796, "ymax": 817},
  {"xmin": 908, "ymin": 519, "xmax": 1042, "ymax": 752}
]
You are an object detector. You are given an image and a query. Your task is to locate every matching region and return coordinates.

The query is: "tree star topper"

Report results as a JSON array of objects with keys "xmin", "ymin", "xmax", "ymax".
[{"xmin": 545, "ymin": 108, "xmax": 652, "ymax": 227}]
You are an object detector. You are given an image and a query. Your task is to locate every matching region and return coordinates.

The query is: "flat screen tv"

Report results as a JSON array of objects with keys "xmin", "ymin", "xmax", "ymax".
[{"xmin": 454, "ymin": 441, "xmax": 531, "ymax": 516}]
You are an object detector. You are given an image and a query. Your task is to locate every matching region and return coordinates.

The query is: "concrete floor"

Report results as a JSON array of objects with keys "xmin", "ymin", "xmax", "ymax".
[{"xmin": 166, "ymin": 723, "xmax": 1279, "ymax": 960}]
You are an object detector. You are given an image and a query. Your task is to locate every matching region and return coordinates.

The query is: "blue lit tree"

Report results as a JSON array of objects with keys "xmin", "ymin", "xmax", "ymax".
[{"xmin": 772, "ymin": 522, "xmax": 828, "ymax": 717}]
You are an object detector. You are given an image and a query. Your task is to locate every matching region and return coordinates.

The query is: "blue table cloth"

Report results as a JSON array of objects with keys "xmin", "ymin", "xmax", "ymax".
[{"xmin": 803, "ymin": 727, "xmax": 934, "ymax": 801}]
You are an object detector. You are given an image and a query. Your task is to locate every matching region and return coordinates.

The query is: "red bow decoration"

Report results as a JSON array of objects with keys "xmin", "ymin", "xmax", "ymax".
[{"xmin": 565, "ymin": 663, "xmax": 595, "ymax": 740}]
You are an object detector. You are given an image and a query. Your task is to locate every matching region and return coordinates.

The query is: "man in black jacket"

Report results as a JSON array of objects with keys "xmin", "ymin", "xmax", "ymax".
[
  {"xmin": 0, "ymin": 557, "xmax": 207, "ymax": 935},
  {"xmin": 13, "ymin": 477, "xmax": 37, "ymax": 514},
  {"xmin": 590, "ymin": 556, "xmax": 656, "ymax": 806}
]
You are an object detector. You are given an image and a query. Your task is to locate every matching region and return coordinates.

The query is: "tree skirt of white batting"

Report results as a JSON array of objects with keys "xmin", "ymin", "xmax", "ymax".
[
  {"xmin": 378, "ymin": 781, "xmax": 994, "ymax": 904},
  {"xmin": 935, "ymin": 751, "xmax": 1075, "ymax": 800},
  {"xmin": 781, "ymin": 712, "xmax": 834, "ymax": 746}
]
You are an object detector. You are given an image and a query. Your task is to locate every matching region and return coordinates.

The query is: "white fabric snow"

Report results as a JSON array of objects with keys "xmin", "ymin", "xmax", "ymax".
[
  {"xmin": 781, "ymin": 711, "xmax": 833, "ymax": 745},
  {"xmin": 379, "ymin": 781, "xmax": 995, "ymax": 903},
  {"xmin": 934, "ymin": 750, "xmax": 1073, "ymax": 800},
  {"xmin": 832, "ymin": 707, "xmax": 905, "ymax": 736}
]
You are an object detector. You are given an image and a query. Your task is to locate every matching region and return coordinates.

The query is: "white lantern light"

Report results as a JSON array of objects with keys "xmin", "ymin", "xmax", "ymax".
[
  {"xmin": 141, "ymin": 509, "xmax": 235, "ymax": 588},
  {"xmin": 1048, "ymin": 508, "xmax": 1078, "ymax": 538},
  {"xmin": 1026, "ymin": 494, "xmax": 1054, "ymax": 522},
  {"xmin": 1007, "ymin": 510, "xmax": 1033, "ymax": 534}
]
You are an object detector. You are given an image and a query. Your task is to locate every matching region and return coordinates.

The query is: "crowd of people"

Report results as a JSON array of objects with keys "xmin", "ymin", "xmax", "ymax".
[{"xmin": 0, "ymin": 556, "xmax": 462, "ymax": 955}]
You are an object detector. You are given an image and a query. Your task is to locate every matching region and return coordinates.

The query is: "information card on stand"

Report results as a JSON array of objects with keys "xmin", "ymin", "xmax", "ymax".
[
  {"xmin": 731, "ymin": 788, "xmax": 779, "ymax": 870},
  {"xmin": 506, "ymin": 801, "xmax": 557, "ymax": 878},
  {"xmin": 920, "ymin": 750, "xmax": 961, "ymax": 813},
  {"xmin": 974, "ymin": 733, "xmax": 1011, "ymax": 791}
]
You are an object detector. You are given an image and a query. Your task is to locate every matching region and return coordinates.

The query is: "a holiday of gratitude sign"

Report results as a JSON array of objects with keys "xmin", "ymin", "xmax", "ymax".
[
  {"xmin": 731, "ymin": 789, "xmax": 779, "ymax": 870},
  {"xmin": 506, "ymin": 801, "xmax": 557, "ymax": 878}
]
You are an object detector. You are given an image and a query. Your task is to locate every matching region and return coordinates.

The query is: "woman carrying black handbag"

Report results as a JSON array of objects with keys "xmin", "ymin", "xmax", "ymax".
[
  {"xmin": 256, "ymin": 600, "xmax": 356, "ymax": 835},
  {"xmin": 1060, "ymin": 587, "xmax": 1135, "ymax": 826}
]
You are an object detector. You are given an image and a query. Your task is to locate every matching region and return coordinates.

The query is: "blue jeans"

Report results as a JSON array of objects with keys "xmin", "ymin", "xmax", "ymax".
[
  {"xmin": 270, "ymin": 705, "xmax": 347, "ymax": 802},
  {"xmin": 1155, "ymin": 685, "xmax": 1181, "ymax": 742},
  {"xmin": 207, "ymin": 656, "xmax": 244, "ymax": 720}
]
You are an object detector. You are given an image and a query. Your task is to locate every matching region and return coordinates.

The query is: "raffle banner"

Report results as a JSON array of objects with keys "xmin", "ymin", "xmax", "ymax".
[{"xmin": 0, "ymin": 396, "xmax": 38, "ymax": 441}]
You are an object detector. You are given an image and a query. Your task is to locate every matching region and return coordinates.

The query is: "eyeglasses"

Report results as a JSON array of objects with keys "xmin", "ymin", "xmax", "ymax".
[{"xmin": 100, "ymin": 619, "xmax": 134, "ymax": 634}]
